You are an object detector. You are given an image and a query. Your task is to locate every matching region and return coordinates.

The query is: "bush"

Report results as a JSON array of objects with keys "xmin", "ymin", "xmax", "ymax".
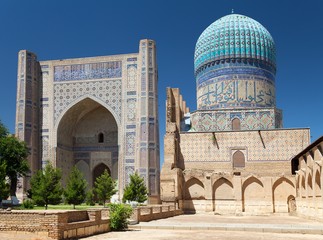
[
  {"xmin": 22, "ymin": 199, "xmax": 34, "ymax": 209},
  {"xmin": 108, "ymin": 203, "xmax": 133, "ymax": 231}
]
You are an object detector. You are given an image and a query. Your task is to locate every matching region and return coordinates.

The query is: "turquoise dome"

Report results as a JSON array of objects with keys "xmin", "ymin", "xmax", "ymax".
[
  {"xmin": 194, "ymin": 14, "xmax": 276, "ymax": 76},
  {"xmin": 194, "ymin": 14, "xmax": 277, "ymax": 110}
]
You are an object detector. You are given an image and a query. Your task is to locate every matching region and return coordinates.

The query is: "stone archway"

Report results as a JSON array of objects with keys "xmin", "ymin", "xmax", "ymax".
[
  {"xmin": 272, "ymin": 177, "xmax": 295, "ymax": 213},
  {"xmin": 56, "ymin": 97, "xmax": 118, "ymax": 187},
  {"xmin": 93, "ymin": 163, "xmax": 111, "ymax": 186},
  {"xmin": 212, "ymin": 177, "xmax": 234, "ymax": 212},
  {"xmin": 242, "ymin": 176, "xmax": 265, "ymax": 213},
  {"xmin": 183, "ymin": 177, "xmax": 205, "ymax": 213}
]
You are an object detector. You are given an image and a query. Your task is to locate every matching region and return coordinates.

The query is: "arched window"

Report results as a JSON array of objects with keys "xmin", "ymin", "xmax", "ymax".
[
  {"xmin": 232, "ymin": 118, "xmax": 241, "ymax": 131},
  {"xmin": 98, "ymin": 132, "xmax": 104, "ymax": 143},
  {"xmin": 233, "ymin": 150, "xmax": 245, "ymax": 168}
]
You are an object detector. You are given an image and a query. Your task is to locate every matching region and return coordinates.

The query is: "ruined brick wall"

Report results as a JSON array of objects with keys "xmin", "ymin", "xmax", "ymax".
[{"xmin": 0, "ymin": 210, "xmax": 109, "ymax": 240}]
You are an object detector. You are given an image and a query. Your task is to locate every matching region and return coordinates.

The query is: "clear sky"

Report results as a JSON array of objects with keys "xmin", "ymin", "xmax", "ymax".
[{"xmin": 0, "ymin": 0, "xmax": 322, "ymax": 165}]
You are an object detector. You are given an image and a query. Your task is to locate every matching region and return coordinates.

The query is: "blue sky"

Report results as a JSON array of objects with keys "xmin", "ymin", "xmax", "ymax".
[{"xmin": 0, "ymin": 0, "xmax": 322, "ymax": 164}]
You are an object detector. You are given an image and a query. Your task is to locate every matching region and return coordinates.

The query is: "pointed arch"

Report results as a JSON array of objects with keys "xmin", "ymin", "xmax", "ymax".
[
  {"xmin": 232, "ymin": 118, "xmax": 241, "ymax": 131},
  {"xmin": 315, "ymin": 170, "xmax": 321, "ymax": 197},
  {"xmin": 213, "ymin": 177, "xmax": 234, "ymax": 200},
  {"xmin": 307, "ymin": 173, "xmax": 313, "ymax": 197},
  {"xmin": 242, "ymin": 176, "xmax": 264, "ymax": 212},
  {"xmin": 233, "ymin": 150, "xmax": 245, "ymax": 168},
  {"xmin": 93, "ymin": 163, "xmax": 111, "ymax": 187},
  {"xmin": 55, "ymin": 97, "xmax": 119, "ymax": 189},
  {"xmin": 184, "ymin": 177, "xmax": 205, "ymax": 200},
  {"xmin": 54, "ymin": 94, "xmax": 120, "ymax": 131},
  {"xmin": 272, "ymin": 177, "xmax": 295, "ymax": 213}
]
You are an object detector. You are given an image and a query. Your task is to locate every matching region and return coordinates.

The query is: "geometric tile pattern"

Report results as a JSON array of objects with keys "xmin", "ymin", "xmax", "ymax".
[
  {"xmin": 179, "ymin": 129, "xmax": 309, "ymax": 163},
  {"xmin": 190, "ymin": 108, "xmax": 281, "ymax": 132},
  {"xmin": 53, "ymin": 79, "xmax": 122, "ymax": 124}
]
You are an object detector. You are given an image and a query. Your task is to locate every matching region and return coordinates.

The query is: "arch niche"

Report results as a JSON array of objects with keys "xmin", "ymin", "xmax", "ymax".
[
  {"xmin": 272, "ymin": 177, "xmax": 295, "ymax": 213},
  {"xmin": 184, "ymin": 177, "xmax": 205, "ymax": 213},
  {"xmin": 56, "ymin": 97, "xmax": 118, "ymax": 187}
]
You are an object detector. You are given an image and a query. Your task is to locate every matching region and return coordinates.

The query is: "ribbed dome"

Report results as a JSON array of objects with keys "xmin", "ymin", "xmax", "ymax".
[
  {"xmin": 194, "ymin": 14, "xmax": 276, "ymax": 76},
  {"xmin": 195, "ymin": 14, "xmax": 277, "ymax": 111}
]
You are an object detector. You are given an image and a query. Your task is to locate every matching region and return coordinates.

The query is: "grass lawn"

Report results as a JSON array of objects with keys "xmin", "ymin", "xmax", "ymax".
[{"xmin": 17, "ymin": 204, "xmax": 106, "ymax": 210}]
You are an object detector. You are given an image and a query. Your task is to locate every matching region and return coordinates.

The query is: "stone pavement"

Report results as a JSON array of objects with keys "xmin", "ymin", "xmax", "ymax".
[
  {"xmin": 1, "ymin": 213, "xmax": 323, "ymax": 240},
  {"xmin": 129, "ymin": 213, "xmax": 323, "ymax": 235}
]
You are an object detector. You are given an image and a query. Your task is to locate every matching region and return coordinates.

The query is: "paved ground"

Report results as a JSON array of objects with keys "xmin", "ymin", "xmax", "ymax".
[
  {"xmin": 84, "ymin": 229, "xmax": 323, "ymax": 240},
  {"xmin": 1, "ymin": 213, "xmax": 323, "ymax": 240}
]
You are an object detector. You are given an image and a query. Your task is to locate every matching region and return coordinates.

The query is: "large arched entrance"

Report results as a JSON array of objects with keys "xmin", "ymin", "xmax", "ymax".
[{"xmin": 56, "ymin": 98, "xmax": 118, "ymax": 187}]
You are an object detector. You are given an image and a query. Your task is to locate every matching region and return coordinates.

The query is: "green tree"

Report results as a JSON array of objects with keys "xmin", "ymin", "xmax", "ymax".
[
  {"xmin": 64, "ymin": 167, "xmax": 87, "ymax": 209},
  {"xmin": 0, "ymin": 120, "xmax": 8, "ymax": 139},
  {"xmin": 94, "ymin": 169, "xmax": 117, "ymax": 207},
  {"xmin": 0, "ymin": 135, "xmax": 29, "ymax": 196},
  {"xmin": 122, "ymin": 172, "xmax": 148, "ymax": 203},
  {"xmin": 85, "ymin": 189, "xmax": 95, "ymax": 206},
  {"xmin": 30, "ymin": 163, "xmax": 63, "ymax": 209},
  {"xmin": 0, "ymin": 161, "xmax": 9, "ymax": 201}
]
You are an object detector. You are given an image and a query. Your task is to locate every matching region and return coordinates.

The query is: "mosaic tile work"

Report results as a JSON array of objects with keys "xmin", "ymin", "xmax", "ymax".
[
  {"xmin": 179, "ymin": 129, "xmax": 309, "ymax": 163},
  {"xmin": 190, "ymin": 108, "xmax": 281, "ymax": 132},
  {"xmin": 194, "ymin": 14, "xmax": 276, "ymax": 75},
  {"xmin": 197, "ymin": 74, "xmax": 276, "ymax": 109},
  {"xmin": 53, "ymin": 79, "xmax": 122, "ymax": 124},
  {"xmin": 54, "ymin": 61, "xmax": 122, "ymax": 82},
  {"xmin": 194, "ymin": 13, "xmax": 277, "ymax": 111}
]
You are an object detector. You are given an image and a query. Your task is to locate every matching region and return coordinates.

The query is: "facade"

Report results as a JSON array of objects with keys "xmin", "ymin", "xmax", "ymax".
[
  {"xmin": 292, "ymin": 137, "xmax": 323, "ymax": 221},
  {"xmin": 160, "ymin": 14, "xmax": 310, "ymax": 214},
  {"xmin": 15, "ymin": 39, "xmax": 160, "ymax": 202}
]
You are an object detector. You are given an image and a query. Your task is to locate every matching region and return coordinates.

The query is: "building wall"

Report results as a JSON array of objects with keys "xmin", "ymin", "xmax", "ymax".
[
  {"xmin": 0, "ymin": 210, "xmax": 109, "ymax": 240},
  {"xmin": 292, "ymin": 137, "xmax": 323, "ymax": 221},
  {"xmin": 179, "ymin": 129, "xmax": 309, "ymax": 175},
  {"xmin": 15, "ymin": 40, "xmax": 160, "ymax": 201},
  {"xmin": 161, "ymin": 88, "xmax": 310, "ymax": 214},
  {"xmin": 190, "ymin": 108, "xmax": 282, "ymax": 132}
]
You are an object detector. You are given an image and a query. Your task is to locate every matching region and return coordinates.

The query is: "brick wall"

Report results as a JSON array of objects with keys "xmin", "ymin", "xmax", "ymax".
[
  {"xmin": 130, "ymin": 205, "xmax": 183, "ymax": 222},
  {"xmin": 0, "ymin": 209, "xmax": 109, "ymax": 239}
]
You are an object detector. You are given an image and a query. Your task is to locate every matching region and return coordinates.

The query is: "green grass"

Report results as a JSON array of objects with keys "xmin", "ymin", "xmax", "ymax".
[{"xmin": 19, "ymin": 203, "xmax": 105, "ymax": 210}]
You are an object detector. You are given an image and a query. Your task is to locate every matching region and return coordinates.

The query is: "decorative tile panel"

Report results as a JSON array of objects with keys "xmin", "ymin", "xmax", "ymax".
[
  {"xmin": 54, "ymin": 61, "xmax": 122, "ymax": 82},
  {"xmin": 54, "ymin": 79, "xmax": 122, "ymax": 124}
]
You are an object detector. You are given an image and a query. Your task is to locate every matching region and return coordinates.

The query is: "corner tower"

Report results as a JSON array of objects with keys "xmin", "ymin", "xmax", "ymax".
[{"xmin": 191, "ymin": 14, "xmax": 282, "ymax": 131}]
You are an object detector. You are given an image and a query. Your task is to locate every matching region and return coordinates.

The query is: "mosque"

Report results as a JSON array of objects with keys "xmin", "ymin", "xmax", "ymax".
[
  {"xmin": 15, "ymin": 13, "xmax": 323, "ymax": 219},
  {"xmin": 15, "ymin": 40, "xmax": 160, "ymax": 203},
  {"xmin": 160, "ymin": 13, "xmax": 319, "ymax": 216}
]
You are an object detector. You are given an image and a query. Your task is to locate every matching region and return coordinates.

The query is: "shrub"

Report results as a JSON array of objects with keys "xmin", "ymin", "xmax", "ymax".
[
  {"xmin": 108, "ymin": 203, "xmax": 133, "ymax": 231},
  {"xmin": 22, "ymin": 199, "xmax": 34, "ymax": 209}
]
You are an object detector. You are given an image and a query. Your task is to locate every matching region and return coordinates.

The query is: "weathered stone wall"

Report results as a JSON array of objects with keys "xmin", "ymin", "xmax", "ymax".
[
  {"xmin": 130, "ymin": 205, "xmax": 183, "ymax": 222},
  {"xmin": 292, "ymin": 137, "xmax": 323, "ymax": 221},
  {"xmin": 179, "ymin": 130, "xmax": 309, "ymax": 175},
  {"xmin": 0, "ymin": 209, "xmax": 109, "ymax": 240},
  {"xmin": 160, "ymin": 87, "xmax": 310, "ymax": 215}
]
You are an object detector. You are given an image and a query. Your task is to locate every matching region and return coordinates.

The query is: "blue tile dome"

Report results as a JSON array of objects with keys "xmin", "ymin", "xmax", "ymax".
[
  {"xmin": 195, "ymin": 14, "xmax": 277, "ymax": 110},
  {"xmin": 194, "ymin": 14, "xmax": 276, "ymax": 76}
]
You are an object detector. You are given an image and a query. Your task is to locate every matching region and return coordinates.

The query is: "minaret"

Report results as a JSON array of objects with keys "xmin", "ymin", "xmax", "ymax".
[
  {"xmin": 137, "ymin": 39, "xmax": 160, "ymax": 203},
  {"xmin": 15, "ymin": 50, "xmax": 41, "ymax": 194}
]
